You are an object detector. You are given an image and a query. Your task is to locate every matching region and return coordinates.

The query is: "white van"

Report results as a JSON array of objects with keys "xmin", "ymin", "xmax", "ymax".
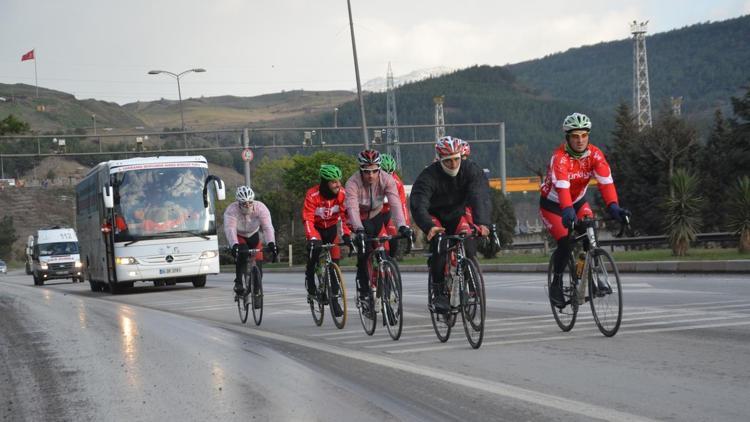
[{"xmin": 29, "ymin": 226, "xmax": 84, "ymax": 285}]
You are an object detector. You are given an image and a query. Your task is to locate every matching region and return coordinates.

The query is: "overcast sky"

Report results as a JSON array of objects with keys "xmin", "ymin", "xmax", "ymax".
[{"xmin": 1, "ymin": 0, "xmax": 748, "ymax": 105}]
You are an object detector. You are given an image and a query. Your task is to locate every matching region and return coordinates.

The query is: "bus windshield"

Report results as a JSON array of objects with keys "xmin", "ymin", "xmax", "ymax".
[
  {"xmin": 112, "ymin": 166, "xmax": 215, "ymax": 241},
  {"xmin": 39, "ymin": 242, "xmax": 79, "ymax": 256}
]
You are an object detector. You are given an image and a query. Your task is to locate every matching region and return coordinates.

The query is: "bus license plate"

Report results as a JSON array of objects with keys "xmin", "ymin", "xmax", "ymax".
[{"xmin": 159, "ymin": 268, "xmax": 181, "ymax": 274}]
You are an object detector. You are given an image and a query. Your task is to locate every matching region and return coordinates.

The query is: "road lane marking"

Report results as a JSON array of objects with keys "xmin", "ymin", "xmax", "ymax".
[
  {"xmin": 217, "ymin": 323, "xmax": 658, "ymax": 422},
  {"xmin": 387, "ymin": 320, "xmax": 750, "ymax": 354}
]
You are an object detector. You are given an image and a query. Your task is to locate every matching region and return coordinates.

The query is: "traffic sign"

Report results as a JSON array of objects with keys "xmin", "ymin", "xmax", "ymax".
[{"xmin": 241, "ymin": 148, "xmax": 254, "ymax": 162}]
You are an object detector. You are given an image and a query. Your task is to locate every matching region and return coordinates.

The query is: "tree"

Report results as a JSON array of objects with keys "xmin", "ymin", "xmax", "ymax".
[
  {"xmin": 699, "ymin": 110, "xmax": 732, "ymax": 231},
  {"xmin": 607, "ymin": 102, "xmax": 665, "ymax": 235},
  {"xmin": 727, "ymin": 175, "xmax": 750, "ymax": 253},
  {"xmin": 0, "ymin": 216, "xmax": 18, "ymax": 260},
  {"xmin": 664, "ymin": 169, "xmax": 702, "ymax": 256},
  {"xmin": 478, "ymin": 188, "xmax": 516, "ymax": 258},
  {"xmin": 0, "ymin": 114, "xmax": 30, "ymax": 135},
  {"xmin": 643, "ymin": 107, "xmax": 700, "ymax": 198}
]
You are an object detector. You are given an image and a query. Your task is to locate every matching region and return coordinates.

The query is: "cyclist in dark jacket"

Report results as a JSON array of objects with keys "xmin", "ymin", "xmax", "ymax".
[{"xmin": 410, "ymin": 136, "xmax": 491, "ymax": 312}]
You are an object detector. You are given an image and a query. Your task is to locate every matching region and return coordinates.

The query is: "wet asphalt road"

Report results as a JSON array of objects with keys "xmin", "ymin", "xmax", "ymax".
[{"xmin": 1, "ymin": 268, "xmax": 749, "ymax": 421}]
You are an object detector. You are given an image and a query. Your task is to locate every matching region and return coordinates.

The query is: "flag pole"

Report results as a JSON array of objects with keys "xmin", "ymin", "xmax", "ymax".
[{"xmin": 34, "ymin": 48, "xmax": 38, "ymax": 97}]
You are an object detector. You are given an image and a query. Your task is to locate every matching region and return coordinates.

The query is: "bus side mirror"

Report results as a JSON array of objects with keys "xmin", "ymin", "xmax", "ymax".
[
  {"xmin": 215, "ymin": 179, "xmax": 226, "ymax": 201},
  {"xmin": 203, "ymin": 175, "xmax": 225, "ymax": 207},
  {"xmin": 102, "ymin": 186, "xmax": 114, "ymax": 209}
]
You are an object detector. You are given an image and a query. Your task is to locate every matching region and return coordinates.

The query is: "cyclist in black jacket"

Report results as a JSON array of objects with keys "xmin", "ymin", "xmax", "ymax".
[{"xmin": 410, "ymin": 136, "xmax": 492, "ymax": 313}]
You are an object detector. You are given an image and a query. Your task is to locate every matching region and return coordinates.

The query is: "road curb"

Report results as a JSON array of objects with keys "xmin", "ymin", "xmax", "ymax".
[{"xmin": 259, "ymin": 260, "xmax": 750, "ymax": 274}]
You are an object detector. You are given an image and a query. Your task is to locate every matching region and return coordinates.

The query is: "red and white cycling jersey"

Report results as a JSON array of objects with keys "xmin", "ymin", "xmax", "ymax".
[
  {"xmin": 302, "ymin": 185, "xmax": 351, "ymax": 240},
  {"xmin": 540, "ymin": 143, "xmax": 618, "ymax": 209},
  {"xmin": 382, "ymin": 172, "xmax": 411, "ymax": 226}
]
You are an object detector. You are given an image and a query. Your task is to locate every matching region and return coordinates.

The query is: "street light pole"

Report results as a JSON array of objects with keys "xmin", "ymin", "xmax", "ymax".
[
  {"xmin": 347, "ymin": 0, "xmax": 369, "ymax": 149},
  {"xmin": 148, "ymin": 68, "xmax": 206, "ymax": 151}
]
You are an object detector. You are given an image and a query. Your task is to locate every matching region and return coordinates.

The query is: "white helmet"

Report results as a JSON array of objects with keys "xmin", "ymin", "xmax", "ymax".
[{"xmin": 235, "ymin": 186, "xmax": 255, "ymax": 203}]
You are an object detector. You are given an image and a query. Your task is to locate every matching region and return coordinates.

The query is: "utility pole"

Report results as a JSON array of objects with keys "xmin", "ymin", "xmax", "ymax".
[
  {"xmin": 386, "ymin": 62, "xmax": 401, "ymax": 169},
  {"xmin": 347, "ymin": 0, "xmax": 369, "ymax": 148},
  {"xmin": 631, "ymin": 21, "xmax": 653, "ymax": 130},
  {"xmin": 434, "ymin": 95, "xmax": 446, "ymax": 140}
]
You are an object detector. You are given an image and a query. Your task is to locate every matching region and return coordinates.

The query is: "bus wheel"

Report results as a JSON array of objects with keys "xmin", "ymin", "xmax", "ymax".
[{"xmin": 192, "ymin": 276, "xmax": 207, "ymax": 288}]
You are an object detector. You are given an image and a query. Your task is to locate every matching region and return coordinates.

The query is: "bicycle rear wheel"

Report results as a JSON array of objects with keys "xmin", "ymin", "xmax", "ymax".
[
  {"xmin": 547, "ymin": 253, "xmax": 578, "ymax": 332},
  {"xmin": 326, "ymin": 263, "xmax": 347, "ymax": 329},
  {"xmin": 309, "ymin": 272, "xmax": 325, "ymax": 327},
  {"xmin": 250, "ymin": 266, "xmax": 263, "ymax": 326},
  {"xmin": 428, "ymin": 272, "xmax": 453, "ymax": 342},
  {"xmin": 237, "ymin": 271, "xmax": 250, "ymax": 324},
  {"xmin": 460, "ymin": 258, "xmax": 485, "ymax": 349},
  {"xmin": 588, "ymin": 248, "xmax": 622, "ymax": 337},
  {"xmin": 381, "ymin": 260, "xmax": 403, "ymax": 341}
]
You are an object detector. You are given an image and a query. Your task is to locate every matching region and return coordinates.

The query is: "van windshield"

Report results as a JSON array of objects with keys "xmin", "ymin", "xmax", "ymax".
[
  {"xmin": 112, "ymin": 165, "xmax": 215, "ymax": 240},
  {"xmin": 39, "ymin": 242, "xmax": 79, "ymax": 256}
]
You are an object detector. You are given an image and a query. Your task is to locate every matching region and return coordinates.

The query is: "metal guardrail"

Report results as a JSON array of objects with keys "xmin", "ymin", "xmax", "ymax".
[{"xmin": 511, "ymin": 232, "xmax": 739, "ymax": 251}]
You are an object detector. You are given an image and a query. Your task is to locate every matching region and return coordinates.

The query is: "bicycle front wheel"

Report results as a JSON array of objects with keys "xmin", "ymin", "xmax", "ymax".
[
  {"xmin": 547, "ymin": 252, "xmax": 578, "ymax": 332},
  {"xmin": 428, "ymin": 272, "xmax": 453, "ymax": 342},
  {"xmin": 251, "ymin": 266, "xmax": 263, "ymax": 326},
  {"xmin": 588, "ymin": 249, "xmax": 622, "ymax": 337},
  {"xmin": 381, "ymin": 260, "xmax": 403, "ymax": 341},
  {"xmin": 237, "ymin": 271, "xmax": 250, "ymax": 324},
  {"xmin": 460, "ymin": 258, "xmax": 485, "ymax": 349},
  {"xmin": 326, "ymin": 263, "xmax": 347, "ymax": 329}
]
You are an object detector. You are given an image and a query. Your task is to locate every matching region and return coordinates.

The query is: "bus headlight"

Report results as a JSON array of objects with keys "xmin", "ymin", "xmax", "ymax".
[
  {"xmin": 200, "ymin": 250, "xmax": 218, "ymax": 259},
  {"xmin": 75, "ymin": 261, "xmax": 83, "ymax": 268},
  {"xmin": 40, "ymin": 262, "xmax": 48, "ymax": 270},
  {"xmin": 115, "ymin": 257, "xmax": 137, "ymax": 265}
]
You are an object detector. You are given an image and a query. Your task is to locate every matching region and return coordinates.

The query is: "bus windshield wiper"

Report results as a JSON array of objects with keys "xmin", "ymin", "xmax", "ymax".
[{"xmin": 154, "ymin": 230, "xmax": 210, "ymax": 240}]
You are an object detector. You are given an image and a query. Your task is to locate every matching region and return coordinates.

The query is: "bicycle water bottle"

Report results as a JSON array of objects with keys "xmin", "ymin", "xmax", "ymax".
[{"xmin": 575, "ymin": 252, "xmax": 585, "ymax": 279}]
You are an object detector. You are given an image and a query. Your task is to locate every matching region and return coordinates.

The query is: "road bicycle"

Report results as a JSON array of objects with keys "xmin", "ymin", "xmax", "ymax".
[
  {"xmin": 547, "ymin": 216, "xmax": 630, "ymax": 337},
  {"xmin": 307, "ymin": 242, "xmax": 349, "ymax": 329},
  {"xmin": 234, "ymin": 246, "xmax": 276, "ymax": 326},
  {"xmin": 428, "ymin": 228, "xmax": 496, "ymax": 349},
  {"xmin": 356, "ymin": 233, "xmax": 412, "ymax": 340}
]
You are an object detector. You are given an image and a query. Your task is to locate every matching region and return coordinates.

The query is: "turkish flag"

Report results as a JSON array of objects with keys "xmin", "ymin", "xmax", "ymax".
[{"xmin": 21, "ymin": 49, "xmax": 35, "ymax": 61}]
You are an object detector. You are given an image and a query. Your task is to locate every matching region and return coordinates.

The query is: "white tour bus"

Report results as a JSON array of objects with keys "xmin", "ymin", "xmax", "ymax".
[{"xmin": 76, "ymin": 156, "xmax": 226, "ymax": 293}]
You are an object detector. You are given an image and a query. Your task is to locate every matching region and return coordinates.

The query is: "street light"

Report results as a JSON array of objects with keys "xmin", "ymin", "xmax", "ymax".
[
  {"xmin": 147, "ymin": 68, "xmax": 206, "ymax": 149},
  {"xmin": 334, "ymin": 107, "xmax": 339, "ymax": 128}
]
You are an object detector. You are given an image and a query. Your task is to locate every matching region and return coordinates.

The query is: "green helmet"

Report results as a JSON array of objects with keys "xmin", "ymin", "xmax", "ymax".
[
  {"xmin": 562, "ymin": 113, "xmax": 592, "ymax": 132},
  {"xmin": 319, "ymin": 164, "xmax": 342, "ymax": 181},
  {"xmin": 380, "ymin": 153, "xmax": 397, "ymax": 174}
]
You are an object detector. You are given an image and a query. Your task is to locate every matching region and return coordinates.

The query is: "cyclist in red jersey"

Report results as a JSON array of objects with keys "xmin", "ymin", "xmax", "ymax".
[
  {"xmin": 302, "ymin": 164, "xmax": 351, "ymax": 316},
  {"xmin": 540, "ymin": 113, "xmax": 630, "ymax": 308},
  {"xmin": 380, "ymin": 153, "xmax": 411, "ymax": 258}
]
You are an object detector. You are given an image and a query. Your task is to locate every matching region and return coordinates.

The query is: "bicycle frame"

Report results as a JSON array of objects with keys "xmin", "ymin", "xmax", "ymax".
[
  {"xmin": 438, "ymin": 234, "xmax": 473, "ymax": 310},
  {"xmin": 361, "ymin": 234, "xmax": 411, "ymax": 311}
]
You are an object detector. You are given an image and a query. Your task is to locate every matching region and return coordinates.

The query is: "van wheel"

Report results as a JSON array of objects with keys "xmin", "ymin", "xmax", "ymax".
[
  {"xmin": 89, "ymin": 280, "xmax": 103, "ymax": 292},
  {"xmin": 192, "ymin": 275, "xmax": 207, "ymax": 288},
  {"xmin": 25, "ymin": 261, "xmax": 32, "ymax": 275},
  {"xmin": 33, "ymin": 273, "xmax": 43, "ymax": 286}
]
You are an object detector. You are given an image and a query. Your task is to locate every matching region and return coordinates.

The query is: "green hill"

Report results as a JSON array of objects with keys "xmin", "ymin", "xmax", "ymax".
[
  {"xmin": 506, "ymin": 15, "xmax": 750, "ymax": 120},
  {"xmin": 0, "ymin": 83, "xmax": 146, "ymax": 132},
  {"xmin": 294, "ymin": 15, "xmax": 750, "ymax": 182}
]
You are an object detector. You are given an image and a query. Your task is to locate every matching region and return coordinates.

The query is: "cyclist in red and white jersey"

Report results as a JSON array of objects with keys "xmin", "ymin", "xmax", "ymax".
[
  {"xmin": 380, "ymin": 153, "xmax": 411, "ymax": 258},
  {"xmin": 302, "ymin": 164, "xmax": 351, "ymax": 316},
  {"xmin": 540, "ymin": 113, "xmax": 630, "ymax": 308}
]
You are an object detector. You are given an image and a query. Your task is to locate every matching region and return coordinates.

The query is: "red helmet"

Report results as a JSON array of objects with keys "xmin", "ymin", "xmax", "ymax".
[
  {"xmin": 435, "ymin": 136, "xmax": 463, "ymax": 158},
  {"xmin": 357, "ymin": 149, "xmax": 381, "ymax": 167},
  {"xmin": 460, "ymin": 139, "xmax": 471, "ymax": 157}
]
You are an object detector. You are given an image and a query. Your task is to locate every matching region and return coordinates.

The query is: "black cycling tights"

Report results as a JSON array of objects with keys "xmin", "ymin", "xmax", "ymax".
[{"xmin": 552, "ymin": 236, "xmax": 572, "ymax": 275}]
